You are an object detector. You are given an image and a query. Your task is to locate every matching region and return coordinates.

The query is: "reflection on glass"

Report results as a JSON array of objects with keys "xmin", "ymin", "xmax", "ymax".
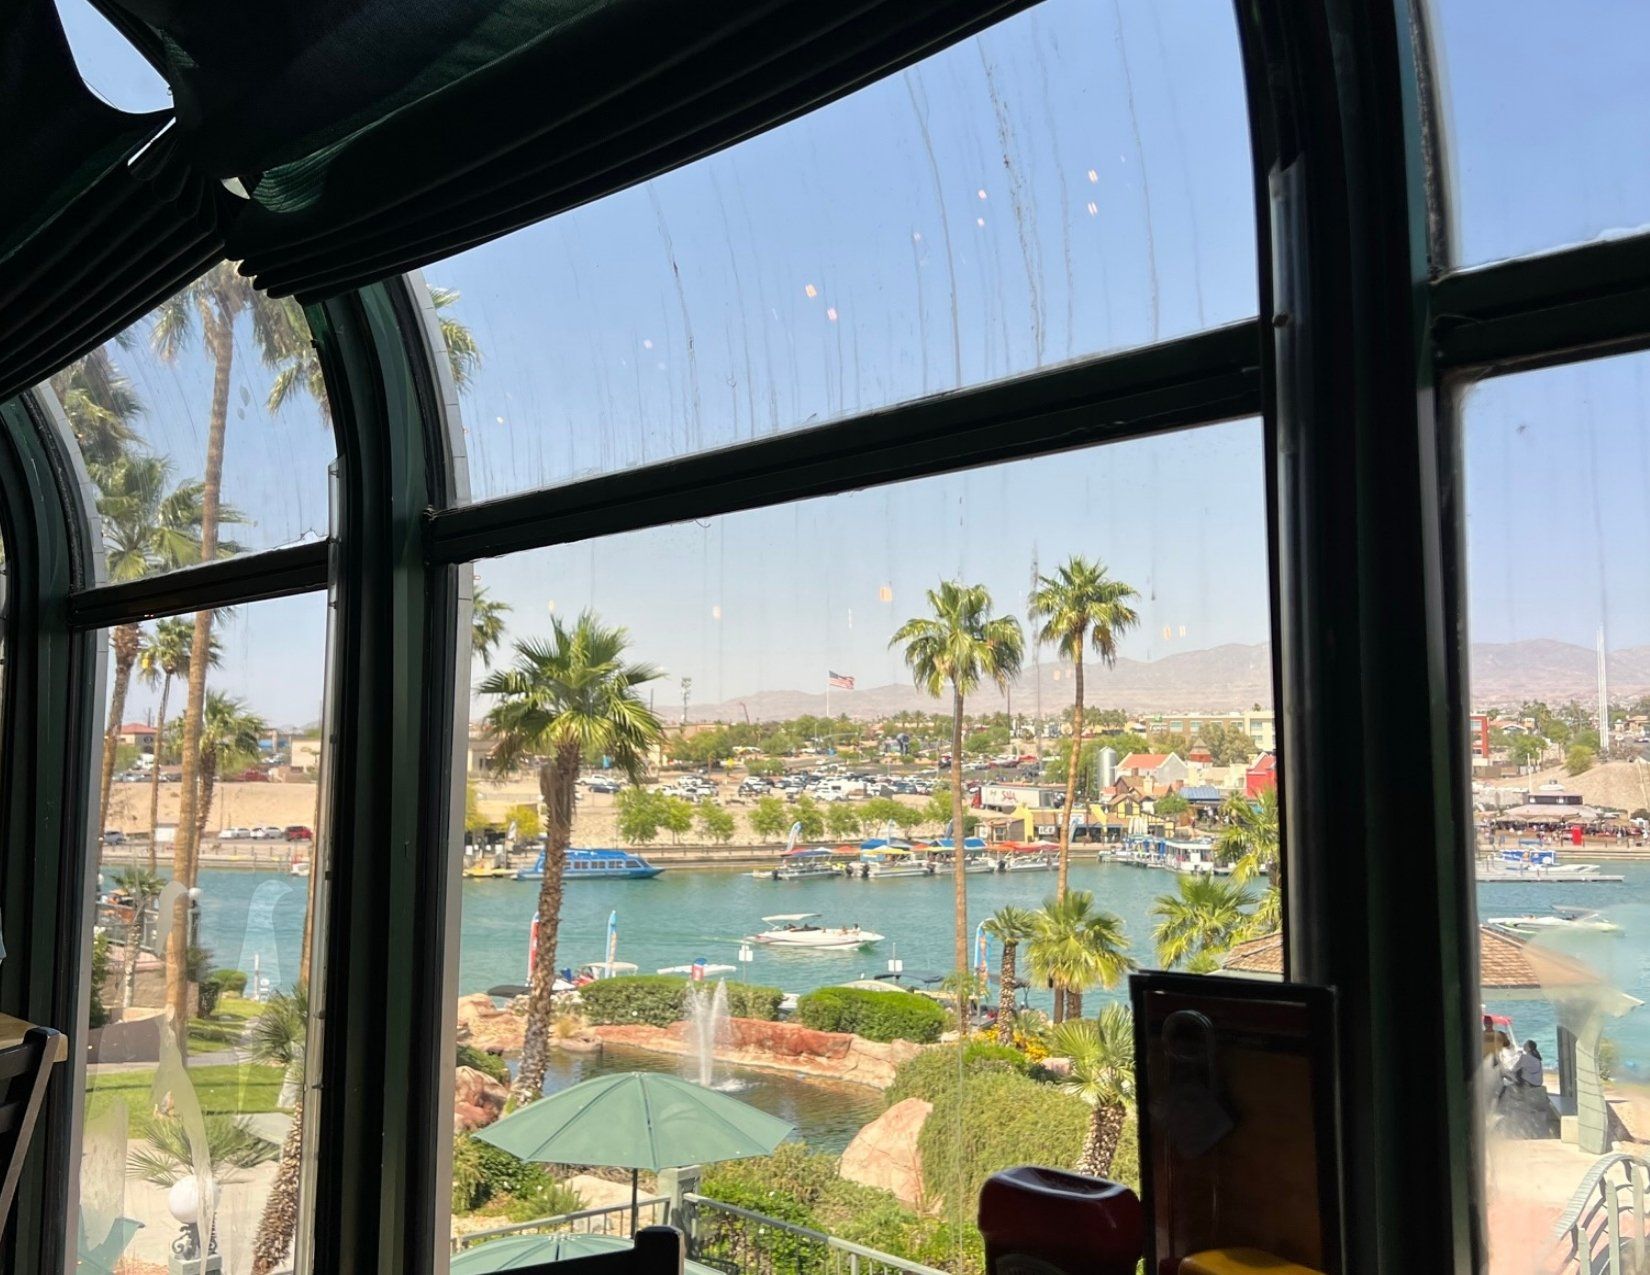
[
  {"xmin": 1431, "ymin": 0, "xmax": 1650, "ymax": 266},
  {"xmin": 79, "ymin": 595, "xmax": 326, "ymax": 1275},
  {"xmin": 1462, "ymin": 353, "xmax": 1650, "ymax": 1273},
  {"xmin": 445, "ymin": 422, "xmax": 1277, "ymax": 1271},
  {"xmin": 432, "ymin": 0, "xmax": 1254, "ymax": 499}
]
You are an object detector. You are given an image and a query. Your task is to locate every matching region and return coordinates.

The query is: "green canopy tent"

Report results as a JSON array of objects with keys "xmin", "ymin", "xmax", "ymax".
[
  {"xmin": 451, "ymin": 1231, "xmax": 722, "ymax": 1274},
  {"xmin": 477, "ymin": 1072, "xmax": 794, "ymax": 1232}
]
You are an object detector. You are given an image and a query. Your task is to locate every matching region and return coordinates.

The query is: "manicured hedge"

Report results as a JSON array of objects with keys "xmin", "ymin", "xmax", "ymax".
[
  {"xmin": 883, "ymin": 1042, "xmax": 1028, "ymax": 1108},
  {"xmin": 795, "ymin": 987, "xmax": 947, "ymax": 1044},
  {"xmin": 457, "ymin": 1043, "xmax": 509, "ymax": 1084},
  {"xmin": 578, "ymin": 974, "xmax": 783, "ymax": 1027}
]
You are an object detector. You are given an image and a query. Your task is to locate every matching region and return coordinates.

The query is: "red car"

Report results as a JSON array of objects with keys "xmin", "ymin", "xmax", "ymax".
[{"xmin": 284, "ymin": 825, "xmax": 314, "ymax": 842}]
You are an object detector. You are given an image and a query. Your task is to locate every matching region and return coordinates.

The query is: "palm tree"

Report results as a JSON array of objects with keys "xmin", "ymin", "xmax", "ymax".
[
  {"xmin": 471, "ymin": 586, "xmax": 512, "ymax": 669},
  {"xmin": 264, "ymin": 282, "xmax": 481, "ymax": 415},
  {"xmin": 982, "ymin": 906, "xmax": 1037, "ymax": 1045},
  {"xmin": 94, "ymin": 457, "xmax": 222, "ymax": 837},
  {"xmin": 1214, "ymin": 788, "xmax": 1282, "ymax": 938},
  {"xmin": 1151, "ymin": 874, "xmax": 1255, "ymax": 971},
  {"xmin": 1027, "ymin": 889, "xmax": 1135, "ymax": 1022},
  {"xmin": 137, "ymin": 619, "xmax": 220, "ymax": 869},
  {"xmin": 480, "ymin": 612, "xmax": 663, "ymax": 1104},
  {"xmin": 109, "ymin": 867, "xmax": 164, "ymax": 1009},
  {"xmin": 1049, "ymin": 1005, "xmax": 1136, "ymax": 1176},
  {"xmin": 151, "ymin": 261, "xmax": 291, "ymax": 1040},
  {"xmin": 127, "ymin": 1112, "xmax": 278, "ymax": 1187},
  {"xmin": 1028, "ymin": 557, "xmax": 1139, "ymax": 898},
  {"xmin": 891, "ymin": 582, "xmax": 1024, "ymax": 976},
  {"xmin": 49, "ymin": 344, "xmax": 144, "ymax": 482},
  {"xmin": 247, "ymin": 987, "xmax": 308, "ymax": 1275},
  {"xmin": 194, "ymin": 693, "xmax": 268, "ymax": 841}
]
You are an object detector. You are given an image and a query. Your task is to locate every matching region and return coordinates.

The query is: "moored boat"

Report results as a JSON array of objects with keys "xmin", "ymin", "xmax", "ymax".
[
  {"xmin": 754, "ymin": 847, "xmax": 843, "ymax": 880},
  {"xmin": 744, "ymin": 913, "xmax": 884, "ymax": 949},
  {"xmin": 515, "ymin": 848, "xmax": 663, "ymax": 881}
]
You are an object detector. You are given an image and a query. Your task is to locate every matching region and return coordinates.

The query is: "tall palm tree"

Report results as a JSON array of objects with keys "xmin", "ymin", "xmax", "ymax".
[
  {"xmin": 94, "ymin": 457, "xmax": 221, "ymax": 838},
  {"xmin": 109, "ymin": 867, "xmax": 164, "ymax": 1008},
  {"xmin": 982, "ymin": 906, "xmax": 1037, "ymax": 1045},
  {"xmin": 1027, "ymin": 889, "xmax": 1135, "ymax": 1022},
  {"xmin": 1151, "ymin": 874, "xmax": 1255, "ymax": 971},
  {"xmin": 1049, "ymin": 1005, "xmax": 1136, "ymax": 1176},
  {"xmin": 151, "ymin": 261, "xmax": 291, "ymax": 1041},
  {"xmin": 49, "ymin": 344, "xmax": 144, "ymax": 482},
  {"xmin": 137, "ymin": 619, "xmax": 221, "ymax": 869},
  {"xmin": 264, "ymin": 283, "xmax": 481, "ymax": 415},
  {"xmin": 471, "ymin": 586, "xmax": 512, "ymax": 669},
  {"xmin": 480, "ymin": 612, "xmax": 663, "ymax": 1104},
  {"xmin": 194, "ymin": 693, "xmax": 268, "ymax": 841},
  {"xmin": 891, "ymin": 582, "xmax": 1024, "ymax": 976},
  {"xmin": 247, "ymin": 987, "xmax": 308, "ymax": 1275},
  {"xmin": 1028, "ymin": 557, "xmax": 1139, "ymax": 898}
]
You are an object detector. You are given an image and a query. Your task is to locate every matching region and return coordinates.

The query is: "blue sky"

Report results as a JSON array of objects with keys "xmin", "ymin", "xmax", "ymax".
[{"xmin": 61, "ymin": 0, "xmax": 1650, "ymax": 723}]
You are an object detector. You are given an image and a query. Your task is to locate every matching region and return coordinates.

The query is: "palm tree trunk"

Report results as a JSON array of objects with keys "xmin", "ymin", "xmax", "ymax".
[
  {"xmin": 168, "ymin": 315, "xmax": 232, "ymax": 1047},
  {"xmin": 950, "ymin": 684, "xmax": 968, "ymax": 983},
  {"xmin": 250, "ymin": 1092, "xmax": 304, "ymax": 1275},
  {"xmin": 512, "ymin": 743, "xmax": 580, "ymax": 1106},
  {"xmin": 1058, "ymin": 651, "xmax": 1084, "ymax": 900},
  {"xmin": 996, "ymin": 943, "xmax": 1017, "ymax": 1045},
  {"xmin": 1066, "ymin": 989, "xmax": 1083, "ymax": 1020},
  {"xmin": 1090, "ymin": 1102, "xmax": 1126, "ymax": 1178},
  {"xmin": 121, "ymin": 906, "xmax": 143, "ymax": 1008},
  {"xmin": 146, "ymin": 674, "xmax": 171, "ymax": 870},
  {"xmin": 99, "ymin": 622, "xmax": 141, "ymax": 834},
  {"xmin": 197, "ymin": 753, "xmax": 219, "ymax": 841},
  {"xmin": 1053, "ymin": 986, "xmax": 1066, "ymax": 1025},
  {"xmin": 1077, "ymin": 1104, "xmax": 1107, "ymax": 1177}
]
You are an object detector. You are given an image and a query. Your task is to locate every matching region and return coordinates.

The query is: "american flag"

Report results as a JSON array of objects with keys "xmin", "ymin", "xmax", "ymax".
[{"xmin": 827, "ymin": 671, "xmax": 855, "ymax": 690}]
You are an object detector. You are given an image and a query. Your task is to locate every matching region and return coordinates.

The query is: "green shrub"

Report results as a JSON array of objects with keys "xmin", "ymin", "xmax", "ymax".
[
  {"xmin": 796, "ymin": 987, "xmax": 947, "ymax": 1043},
  {"xmin": 578, "ymin": 975, "xmax": 783, "ymax": 1027},
  {"xmin": 919, "ymin": 1071, "xmax": 1088, "ymax": 1208},
  {"xmin": 883, "ymin": 1043, "xmax": 1026, "ymax": 1108},
  {"xmin": 457, "ymin": 1043, "xmax": 509, "ymax": 1084},
  {"xmin": 725, "ymin": 982, "xmax": 783, "ymax": 1021},
  {"xmin": 89, "ymin": 932, "xmax": 112, "ymax": 1030},
  {"xmin": 451, "ymin": 1135, "xmax": 580, "ymax": 1215},
  {"xmin": 211, "ymin": 969, "xmax": 249, "ymax": 996}
]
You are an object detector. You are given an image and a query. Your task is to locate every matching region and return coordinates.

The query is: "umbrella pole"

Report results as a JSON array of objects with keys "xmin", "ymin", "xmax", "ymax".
[{"xmin": 631, "ymin": 1168, "xmax": 639, "ymax": 1235}]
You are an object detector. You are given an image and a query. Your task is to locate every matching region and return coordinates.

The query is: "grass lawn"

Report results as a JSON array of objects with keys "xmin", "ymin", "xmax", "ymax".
[
  {"xmin": 86, "ymin": 1063, "xmax": 287, "ymax": 1122},
  {"xmin": 187, "ymin": 996, "xmax": 263, "ymax": 1052}
]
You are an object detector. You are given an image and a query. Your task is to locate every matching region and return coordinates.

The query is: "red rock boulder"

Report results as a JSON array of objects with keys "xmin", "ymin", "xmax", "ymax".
[{"xmin": 453, "ymin": 1065, "xmax": 508, "ymax": 1133}]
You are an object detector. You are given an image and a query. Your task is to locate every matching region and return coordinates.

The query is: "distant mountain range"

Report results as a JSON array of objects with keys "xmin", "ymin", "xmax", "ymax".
[{"xmin": 683, "ymin": 639, "xmax": 1650, "ymax": 723}]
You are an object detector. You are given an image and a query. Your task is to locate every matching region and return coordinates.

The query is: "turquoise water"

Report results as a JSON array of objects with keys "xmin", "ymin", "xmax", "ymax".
[{"xmin": 185, "ymin": 859, "xmax": 1650, "ymax": 1076}]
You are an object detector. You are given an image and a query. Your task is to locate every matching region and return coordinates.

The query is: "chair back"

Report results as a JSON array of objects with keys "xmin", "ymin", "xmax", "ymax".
[{"xmin": 0, "ymin": 1027, "xmax": 60, "ymax": 1234}]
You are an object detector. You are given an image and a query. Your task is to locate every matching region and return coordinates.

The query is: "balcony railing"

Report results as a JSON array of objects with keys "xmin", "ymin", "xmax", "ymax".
[
  {"xmin": 682, "ymin": 1192, "xmax": 947, "ymax": 1275},
  {"xmin": 451, "ymin": 1197, "xmax": 670, "ymax": 1251}
]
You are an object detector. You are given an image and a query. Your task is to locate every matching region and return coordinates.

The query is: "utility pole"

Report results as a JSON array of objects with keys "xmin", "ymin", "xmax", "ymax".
[
  {"xmin": 681, "ymin": 677, "xmax": 692, "ymax": 725},
  {"xmin": 1030, "ymin": 548, "xmax": 1043, "ymax": 766}
]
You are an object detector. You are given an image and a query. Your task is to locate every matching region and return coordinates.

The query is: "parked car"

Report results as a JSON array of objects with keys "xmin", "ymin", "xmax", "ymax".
[
  {"xmin": 587, "ymin": 779, "xmax": 621, "ymax": 794},
  {"xmin": 284, "ymin": 825, "xmax": 313, "ymax": 841},
  {"xmin": 249, "ymin": 826, "xmax": 283, "ymax": 840},
  {"xmin": 236, "ymin": 767, "xmax": 270, "ymax": 783},
  {"xmin": 219, "ymin": 827, "xmax": 249, "ymax": 840},
  {"xmin": 100, "ymin": 829, "xmax": 127, "ymax": 845}
]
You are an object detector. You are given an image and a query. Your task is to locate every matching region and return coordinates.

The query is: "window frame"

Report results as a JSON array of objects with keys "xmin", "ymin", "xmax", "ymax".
[{"xmin": 3, "ymin": 1, "xmax": 1650, "ymax": 1271}]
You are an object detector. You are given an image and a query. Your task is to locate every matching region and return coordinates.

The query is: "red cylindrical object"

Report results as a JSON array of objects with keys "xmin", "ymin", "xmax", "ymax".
[{"xmin": 978, "ymin": 1165, "xmax": 1143, "ymax": 1274}]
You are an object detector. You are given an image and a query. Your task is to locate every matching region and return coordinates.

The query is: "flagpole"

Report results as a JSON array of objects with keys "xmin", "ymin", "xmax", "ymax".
[{"xmin": 825, "ymin": 669, "xmax": 831, "ymax": 720}]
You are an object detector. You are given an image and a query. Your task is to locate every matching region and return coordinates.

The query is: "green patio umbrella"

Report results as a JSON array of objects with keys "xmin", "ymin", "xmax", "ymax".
[
  {"xmin": 451, "ymin": 1231, "xmax": 722, "ymax": 1274},
  {"xmin": 477, "ymin": 1072, "xmax": 794, "ymax": 1230}
]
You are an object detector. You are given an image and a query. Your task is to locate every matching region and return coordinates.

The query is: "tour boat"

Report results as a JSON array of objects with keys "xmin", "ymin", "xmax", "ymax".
[
  {"xmin": 1478, "ymin": 847, "xmax": 1623, "ymax": 883},
  {"xmin": 755, "ymin": 847, "xmax": 843, "ymax": 880},
  {"xmin": 515, "ymin": 848, "xmax": 664, "ymax": 881},
  {"xmin": 998, "ymin": 842, "xmax": 1059, "ymax": 872},
  {"xmin": 289, "ymin": 858, "xmax": 311, "ymax": 878},
  {"xmin": 744, "ymin": 913, "xmax": 884, "ymax": 949}
]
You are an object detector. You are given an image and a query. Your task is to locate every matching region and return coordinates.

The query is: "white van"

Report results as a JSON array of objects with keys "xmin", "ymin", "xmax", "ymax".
[{"xmin": 815, "ymin": 778, "xmax": 868, "ymax": 802}]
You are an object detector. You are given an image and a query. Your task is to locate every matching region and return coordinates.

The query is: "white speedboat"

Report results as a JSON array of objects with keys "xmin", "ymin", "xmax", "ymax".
[
  {"xmin": 1486, "ymin": 907, "xmax": 1622, "ymax": 937},
  {"xmin": 744, "ymin": 913, "xmax": 884, "ymax": 950}
]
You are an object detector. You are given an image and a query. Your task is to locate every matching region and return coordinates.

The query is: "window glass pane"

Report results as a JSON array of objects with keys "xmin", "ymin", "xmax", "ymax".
[
  {"xmin": 431, "ymin": 0, "xmax": 1255, "ymax": 501},
  {"xmin": 43, "ymin": 266, "xmax": 336, "ymax": 574},
  {"xmin": 1431, "ymin": 1, "xmax": 1650, "ymax": 266},
  {"xmin": 79, "ymin": 593, "xmax": 328, "ymax": 1275},
  {"xmin": 1461, "ymin": 352, "xmax": 1650, "ymax": 1270},
  {"xmin": 448, "ymin": 421, "xmax": 1278, "ymax": 1270}
]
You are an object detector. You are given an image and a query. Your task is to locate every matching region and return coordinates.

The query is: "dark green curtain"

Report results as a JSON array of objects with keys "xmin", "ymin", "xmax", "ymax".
[
  {"xmin": 0, "ymin": 0, "xmax": 229, "ymax": 403},
  {"xmin": 7, "ymin": 0, "xmax": 1030, "ymax": 397}
]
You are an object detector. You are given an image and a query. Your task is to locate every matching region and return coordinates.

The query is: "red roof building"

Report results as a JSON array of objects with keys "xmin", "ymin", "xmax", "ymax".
[{"xmin": 1244, "ymin": 751, "xmax": 1277, "ymax": 798}]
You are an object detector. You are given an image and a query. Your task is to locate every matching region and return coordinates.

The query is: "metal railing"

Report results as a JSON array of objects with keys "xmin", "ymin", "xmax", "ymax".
[
  {"xmin": 1550, "ymin": 1152, "xmax": 1650, "ymax": 1274},
  {"xmin": 682, "ymin": 1193, "xmax": 947, "ymax": 1275},
  {"xmin": 451, "ymin": 1197, "xmax": 669, "ymax": 1252}
]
